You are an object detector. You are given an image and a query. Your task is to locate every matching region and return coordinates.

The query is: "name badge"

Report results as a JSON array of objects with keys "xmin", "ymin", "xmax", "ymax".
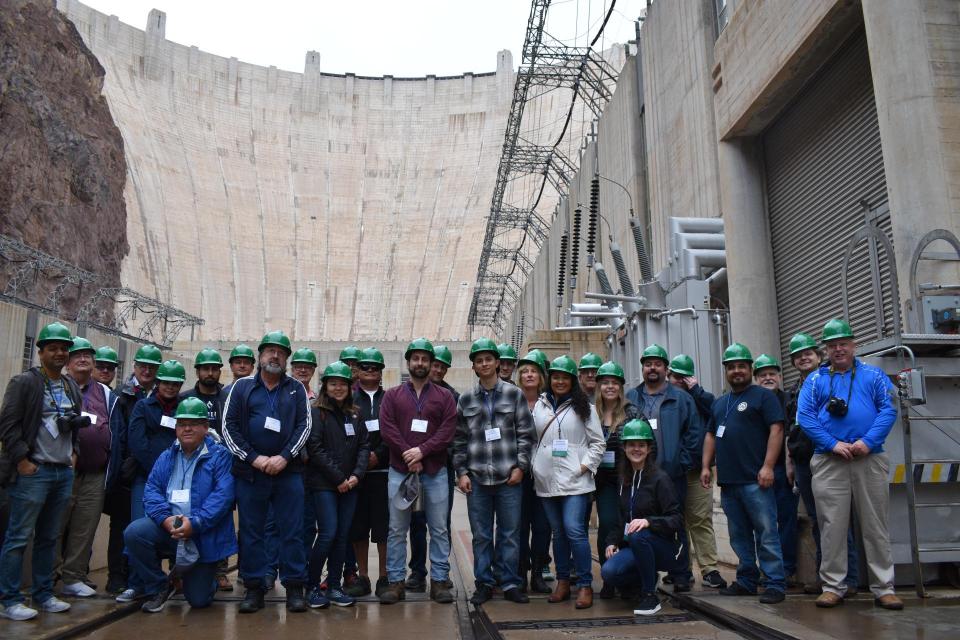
[
  {"xmin": 411, "ymin": 419, "xmax": 429, "ymax": 433},
  {"xmin": 161, "ymin": 415, "xmax": 177, "ymax": 429},
  {"xmin": 649, "ymin": 418, "xmax": 658, "ymax": 430},
  {"xmin": 345, "ymin": 422, "xmax": 355, "ymax": 436},
  {"xmin": 552, "ymin": 438, "xmax": 568, "ymax": 457},
  {"xmin": 171, "ymin": 489, "xmax": 190, "ymax": 504},
  {"xmin": 264, "ymin": 416, "xmax": 282, "ymax": 433},
  {"xmin": 366, "ymin": 419, "xmax": 380, "ymax": 432},
  {"xmin": 717, "ymin": 424, "xmax": 726, "ymax": 438},
  {"xmin": 82, "ymin": 411, "xmax": 98, "ymax": 425},
  {"xmin": 44, "ymin": 418, "xmax": 59, "ymax": 439},
  {"xmin": 601, "ymin": 450, "xmax": 616, "ymax": 468},
  {"xmin": 484, "ymin": 427, "xmax": 501, "ymax": 442},
  {"xmin": 624, "ymin": 523, "xmax": 631, "ymax": 537}
]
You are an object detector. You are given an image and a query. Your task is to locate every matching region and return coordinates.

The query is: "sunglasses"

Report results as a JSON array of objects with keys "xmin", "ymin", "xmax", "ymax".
[
  {"xmin": 95, "ymin": 364, "xmax": 117, "ymax": 371},
  {"xmin": 358, "ymin": 364, "xmax": 380, "ymax": 372}
]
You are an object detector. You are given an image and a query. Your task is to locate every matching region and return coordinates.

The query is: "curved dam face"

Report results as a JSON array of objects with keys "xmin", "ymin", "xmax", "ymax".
[{"xmin": 58, "ymin": 0, "xmax": 521, "ymax": 342}]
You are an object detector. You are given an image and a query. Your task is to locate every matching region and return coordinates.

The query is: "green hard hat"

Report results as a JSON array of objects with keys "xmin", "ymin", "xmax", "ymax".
[
  {"xmin": 94, "ymin": 346, "xmax": 119, "ymax": 365},
  {"xmin": 548, "ymin": 355, "xmax": 578, "ymax": 378},
  {"xmin": 404, "ymin": 337, "xmax": 435, "ymax": 360},
  {"xmin": 518, "ymin": 349, "xmax": 548, "ymax": 375},
  {"xmin": 291, "ymin": 348, "xmax": 318, "ymax": 366},
  {"xmin": 621, "ymin": 419, "xmax": 655, "ymax": 441},
  {"xmin": 788, "ymin": 333, "xmax": 819, "ymax": 356},
  {"xmin": 175, "ymin": 397, "xmax": 209, "ymax": 421},
  {"xmin": 433, "ymin": 345, "xmax": 452, "ymax": 367},
  {"xmin": 229, "ymin": 344, "xmax": 255, "ymax": 362},
  {"xmin": 68, "ymin": 337, "xmax": 95, "ymax": 355},
  {"xmin": 496, "ymin": 343, "xmax": 518, "ymax": 361},
  {"xmin": 470, "ymin": 338, "xmax": 500, "ymax": 361},
  {"xmin": 134, "ymin": 344, "xmax": 163, "ymax": 366},
  {"xmin": 259, "ymin": 330, "xmax": 292, "ymax": 354},
  {"xmin": 578, "ymin": 352, "xmax": 603, "ymax": 370},
  {"xmin": 821, "ymin": 318, "xmax": 854, "ymax": 343},
  {"xmin": 156, "ymin": 359, "xmax": 186, "ymax": 383},
  {"xmin": 321, "ymin": 361, "xmax": 353, "ymax": 382},
  {"xmin": 722, "ymin": 342, "xmax": 754, "ymax": 364},
  {"xmin": 753, "ymin": 354, "xmax": 781, "ymax": 372},
  {"xmin": 641, "ymin": 343, "xmax": 669, "ymax": 363},
  {"xmin": 668, "ymin": 354, "xmax": 695, "ymax": 377},
  {"xmin": 359, "ymin": 347, "xmax": 386, "ymax": 368},
  {"xmin": 339, "ymin": 345, "xmax": 362, "ymax": 362},
  {"xmin": 595, "ymin": 361, "xmax": 625, "ymax": 382},
  {"xmin": 194, "ymin": 348, "xmax": 223, "ymax": 368},
  {"xmin": 36, "ymin": 322, "xmax": 73, "ymax": 347}
]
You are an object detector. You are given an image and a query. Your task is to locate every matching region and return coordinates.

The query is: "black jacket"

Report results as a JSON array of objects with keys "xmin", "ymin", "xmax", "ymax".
[
  {"xmin": 180, "ymin": 383, "xmax": 227, "ymax": 434},
  {"xmin": 353, "ymin": 386, "xmax": 388, "ymax": 471},
  {"xmin": 304, "ymin": 405, "xmax": 369, "ymax": 491},
  {"xmin": 0, "ymin": 368, "xmax": 83, "ymax": 486},
  {"xmin": 595, "ymin": 403, "xmax": 639, "ymax": 490},
  {"xmin": 606, "ymin": 463, "xmax": 684, "ymax": 548}
]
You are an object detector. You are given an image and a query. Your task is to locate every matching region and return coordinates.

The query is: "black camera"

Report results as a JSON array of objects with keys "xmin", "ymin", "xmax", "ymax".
[
  {"xmin": 826, "ymin": 397, "xmax": 848, "ymax": 417},
  {"xmin": 56, "ymin": 413, "xmax": 92, "ymax": 433}
]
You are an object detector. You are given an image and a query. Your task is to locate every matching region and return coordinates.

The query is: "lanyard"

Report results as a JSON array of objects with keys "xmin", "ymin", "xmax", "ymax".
[
  {"xmin": 828, "ymin": 363, "xmax": 857, "ymax": 406},
  {"xmin": 626, "ymin": 468, "xmax": 643, "ymax": 521},
  {"xmin": 553, "ymin": 404, "xmax": 571, "ymax": 439},
  {"xmin": 481, "ymin": 385, "xmax": 498, "ymax": 422},
  {"xmin": 406, "ymin": 383, "xmax": 430, "ymax": 417},
  {"xmin": 41, "ymin": 372, "xmax": 71, "ymax": 416},
  {"xmin": 639, "ymin": 389, "xmax": 663, "ymax": 422},
  {"xmin": 721, "ymin": 389, "xmax": 746, "ymax": 427},
  {"xmin": 265, "ymin": 385, "xmax": 280, "ymax": 417}
]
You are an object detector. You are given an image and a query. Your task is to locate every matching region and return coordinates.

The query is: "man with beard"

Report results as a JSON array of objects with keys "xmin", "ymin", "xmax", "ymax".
[
  {"xmin": 223, "ymin": 331, "xmax": 311, "ymax": 613},
  {"xmin": 625, "ymin": 344, "xmax": 701, "ymax": 592},
  {"xmin": 497, "ymin": 344, "xmax": 518, "ymax": 384},
  {"xmin": 701, "ymin": 343, "xmax": 786, "ymax": 604},
  {"xmin": 93, "ymin": 347, "xmax": 119, "ymax": 388},
  {"xmin": 578, "ymin": 353, "xmax": 602, "ymax": 400},
  {"xmin": 378, "ymin": 339, "xmax": 457, "ymax": 605},
  {"xmin": 226, "ymin": 345, "xmax": 256, "ymax": 389}
]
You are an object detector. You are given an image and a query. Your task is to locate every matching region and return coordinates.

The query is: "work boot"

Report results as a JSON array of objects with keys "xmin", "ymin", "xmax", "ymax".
[
  {"xmin": 529, "ymin": 562, "xmax": 551, "ymax": 594},
  {"xmin": 874, "ymin": 594, "xmax": 903, "ymax": 610},
  {"xmin": 345, "ymin": 575, "xmax": 371, "ymax": 597},
  {"xmin": 239, "ymin": 586, "xmax": 265, "ymax": 613},
  {"xmin": 431, "ymin": 579, "xmax": 454, "ymax": 603},
  {"xmin": 547, "ymin": 579, "xmax": 570, "ymax": 603},
  {"xmin": 815, "ymin": 591, "xmax": 844, "ymax": 608},
  {"xmin": 575, "ymin": 586, "xmax": 593, "ymax": 609},
  {"xmin": 374, "ymin": 577, "xmax": 390, "ymax": 598},
  {"xmin": 379, "ymin": 581, "xmax": 405, "ymax": 605},
  {"xmin": 286, "ymin": 584, "xmax": 307, "ymax": 612},
  {"xmin": 405, "ymin": 571, "xmax": 427, "ymax": 593}
]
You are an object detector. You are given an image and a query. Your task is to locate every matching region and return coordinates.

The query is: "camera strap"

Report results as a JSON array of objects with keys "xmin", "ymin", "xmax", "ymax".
[
  {"xmin": 40, "ymin": 370, "xmax": 73, "ymax": 417},
  {"xmin": 828, "ymin": 362, "xmax": 856, "ymax": 408}
]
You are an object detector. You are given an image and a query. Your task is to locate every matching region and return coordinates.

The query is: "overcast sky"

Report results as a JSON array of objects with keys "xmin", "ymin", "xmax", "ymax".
[{"xmin": 77, "ymin": 0, "xmax": 645, "ymax": 76}]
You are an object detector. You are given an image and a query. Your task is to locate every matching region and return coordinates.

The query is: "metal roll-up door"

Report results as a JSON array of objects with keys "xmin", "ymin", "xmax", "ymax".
[{"xmin": 763, "ymin": 28, "xmax": 892, "ymax": 384}]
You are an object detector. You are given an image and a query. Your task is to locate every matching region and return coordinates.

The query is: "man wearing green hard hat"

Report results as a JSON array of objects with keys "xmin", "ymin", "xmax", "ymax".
[
  {"xmin": 497, "ymin": 343, "xmax": 518, "ymax": 383},
  {"xmin": 290, "ymin": 348, "xmax": 318, "ymax": 400},
  {"xmin": 797, "ymin": 319, "xmax": 901, "ymax": 611},
  {"xmin": 0, "ymin": 322, "xmax": 84, "ymax": 620},
  {"xmin": 93, "ymin": 346, "xmax": 120, "ymax": 387},
  {"xmin": 429, "ymin": 345, "xmax": 459, "ymax": 401},
  {"xmin": 578, "ymin": 353, "xmax": 603, "ymax": 399},
  {"xmin": 227, "ymin": 344, "xmax": 256, "ymax": 386},
  {"xmin": 339, "ymin": 346, "xmax": 363, "ymax": 384}
]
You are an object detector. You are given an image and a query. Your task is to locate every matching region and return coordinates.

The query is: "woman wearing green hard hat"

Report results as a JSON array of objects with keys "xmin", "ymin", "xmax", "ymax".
[
  {"xmin": 531, "ymin": 355, "xmax": 605, "ymax": 609},
  {"xmin": 600, "ymin": 419, "xmax": 683, "ymax": 616}
]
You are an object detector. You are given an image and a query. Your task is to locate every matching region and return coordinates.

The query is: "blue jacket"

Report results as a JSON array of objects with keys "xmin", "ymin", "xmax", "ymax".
[
  {"xmin": 626, "ymin": 383, "xmax": 702, "ymax": 478},
  {"xmin": 128, "ymin": 394, "xmax": 179, "ymax": 480},
  {"xmin": 222, "ymin": 370, "xmax": 311, "ymax": 478},
  {"xmin": 143, "ymin": 436, "xmax": 238, "ymax": 563},
  {"xmin": 796, "ymin": 359, "xmax": 897, "ymax": 454},
  {"xmin": 106, "ymin": 377, "xmax": 148, "ymax": 491}
]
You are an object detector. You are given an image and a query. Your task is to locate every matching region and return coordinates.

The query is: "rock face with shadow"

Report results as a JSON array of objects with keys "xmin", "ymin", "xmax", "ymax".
[{"xmin": 0, "ymin": 0, "xmax": 127, "ymax": 312}]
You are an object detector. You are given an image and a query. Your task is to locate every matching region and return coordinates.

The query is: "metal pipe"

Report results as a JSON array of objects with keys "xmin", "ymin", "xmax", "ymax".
[
  {"xmin": 553, "ymin": 325, "xmax": 613, "ymax": 332},
  {"xmin": 653, "ymin": 307, "xmax": 697, "ymax": 320},
  {"xmin": 585, "ymin": 292, "xmax": 647, "ymax": 304},
  {"xmin": 865, "ymin": 344, "xmax": 916, "ymax": 369},
  {"xmin": 570, "ymin": 311, "xmax": 625, "ymax": 318}
]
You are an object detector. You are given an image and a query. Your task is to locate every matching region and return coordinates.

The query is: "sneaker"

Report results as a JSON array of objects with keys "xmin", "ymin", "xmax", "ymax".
[
  {"xmin": 702, "ymin": 570, "xmax": 727, "ymax": 589},
  {"xmin": 0, "ymin": 603, "xmax": 39, "ymax": 621},
  {"xmin": 759, "ymin": 589, "xmax": 785, "ymax": 604},
  {"xmin": 374, "ymin": 577, "xmax": 390, "ymax": 598},
  {"xmin": 115, "ymin": 588, "xmax": 141, "ymax": 603},
  {"xmin": 503, "ymin": 587, "xmax": 529, "ymax": 604},
  {"xmin": 307, "ymin": 587, "xmax": 330, "ymax": 609},
  {"xmin": 344, "ymin": 575, "xmax": 371, "ymax": 597},
  {"xmin": 141, "ymin": 585, "xmax": 175, "ymax": 613},
  {"xmin": 661, "ymin": 574, "xmax": 674, "ymax": 585},
  {"xmin": 405, "ymin": 572, "xmax": 427, "ymax": 593},
  {"xmin": 633, "ymin": 593, "xmax": 662, "ymax": 616},
  {"xmin": 62, "ymin": 581, "xmax": 97, "ymax": 597},
  {"xmin": 470, "ymin": 584, "xmax": 494, "ymax": 605},
  {"xmin": 328, "ymin": 588, "xmax": 355, "ymax": 607},
  {"xmin": 38, "ymin": 596, "xmax": 71, "ymax": 613},
  {"xmin": 542, "ymin": 565, "xmax": 555, "ymax": 582},
  {"xmin": 719, "ymin": 582, "xmax": 755, "ymax": 596}
]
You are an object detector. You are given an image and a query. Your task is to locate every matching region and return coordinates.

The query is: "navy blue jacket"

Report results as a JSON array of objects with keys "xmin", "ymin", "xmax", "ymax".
[
  {"xmin": 106, "ymin": 377, "xmax": 149, "ymax": 491},
  {"xmin": 222, "ymin": 370, "xmax": 311, "ymax": 478},
  {"xmin": 127, "ymin": 393, "xmax": 178, "ymax": 480},
  {"xmin": 144, "ymin": 435, "xmax": 238, "ymax": 562},
  {"xmin": 626, "ymin": 383, "xmax": 702, "ymax": 479}
]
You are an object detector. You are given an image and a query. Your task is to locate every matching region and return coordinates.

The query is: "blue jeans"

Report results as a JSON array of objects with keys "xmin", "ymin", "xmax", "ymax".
[
  {"xmin": 306, "ymin": 489, "xmax": 358, "ymax": 589},
  {"xmin": 131, "ymin": 478, "xmax": 146, "ymax": 521},
  {"xmin": 720, "ymin": 483, "xmax": 786, "ymax": 593},
  {"xmin": 772, "ymin": 465, "xmax": 799, "ymax": 576},
  {"xmin": 794, "ymin": 461, "xmax": 858, "ymax": 586},
  {"xmin": 235, "ymin": 471, "xmax": 306, "ymax": 587},
  {"xmin": 600, "ymin": 530, "xmax": 682, "ymax": 593},
  {"xmin": 541, "ymin": 493, "xmax": 592, "ymax": 588},
  {"xmin": 0, "ymin": 464, "xmax": 73, "ymax": 606},
  {"xmin": 124, "ymin": 517, "xmax": 217, "ymax": 607},
  {"xmin": 409, "ymin": 464, "xmax": 454, "ymax": 577},
  {"xmin": 520, "ymin": 476, "xmax": 551, "ymax": 571},
  {"xmin": 467, "ymin": 481, "xmax": 523, "ymax": 590},
  {"xmin": 387, "ymin": 468, "xmax": 450, "ymax": 583}
]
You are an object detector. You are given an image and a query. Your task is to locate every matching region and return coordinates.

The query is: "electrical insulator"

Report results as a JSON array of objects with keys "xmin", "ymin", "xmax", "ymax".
[
  {"xmin": 587, "ymin": 176, "xmax": 599, "ymax": 263},
  {"xmin": 570, "ymin": 208, "xmax": 581, "ymax": 292},
  {"xmin": 557, "ymin": 231, "xmax": 568, "ymax": 307}
]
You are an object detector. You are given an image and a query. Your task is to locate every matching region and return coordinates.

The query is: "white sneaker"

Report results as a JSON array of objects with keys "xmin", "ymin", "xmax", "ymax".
[
  {"xmin": 115, "ymin": 588, "xmax": 139, "ymax": 603},
  {"xmin": 62, "ymin": 582, "xmax": 97, "ymax": 598},
  {"xmin": 39, "ymin": 596, "xmax": 71, "ymax": 613},
  {"xmin": 0, "ymin": 603, "xmax": 39, "ymax": 621}
]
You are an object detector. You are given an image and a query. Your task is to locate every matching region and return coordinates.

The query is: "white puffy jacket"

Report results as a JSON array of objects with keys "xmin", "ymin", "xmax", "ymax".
[{"xmin": 531, "ymin": 395, "xmax": 605, "ymax": 497}]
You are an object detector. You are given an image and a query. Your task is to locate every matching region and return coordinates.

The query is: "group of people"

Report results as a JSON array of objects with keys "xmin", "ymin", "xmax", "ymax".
[{"xmin": 0, "ymin": 316, "xmax": 903, "ymax": 621}]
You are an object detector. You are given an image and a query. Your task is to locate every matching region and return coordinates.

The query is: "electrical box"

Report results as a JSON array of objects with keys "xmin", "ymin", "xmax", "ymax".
[
  {"xmin": 921, "ymin": 295, "xmax": 960, "ymax": 334},
  {"xmin": 897, "ymin": 368, "xmax": 927, "ymax": 405}
]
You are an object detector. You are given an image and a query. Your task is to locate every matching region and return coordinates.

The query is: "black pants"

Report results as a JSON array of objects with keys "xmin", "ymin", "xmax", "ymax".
[{"xmin": 103, "ymin": 489, "xmax": 131, "ymax": 586}]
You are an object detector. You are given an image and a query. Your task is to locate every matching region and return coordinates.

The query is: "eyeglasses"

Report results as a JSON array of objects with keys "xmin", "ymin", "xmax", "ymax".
[
  {"xmin": 95, "ymin": 364, "xmax": 117, "ymax": 371},
  {"xmin": 358, "ymin": 364, "xmax": 380, "ymax": 372}
]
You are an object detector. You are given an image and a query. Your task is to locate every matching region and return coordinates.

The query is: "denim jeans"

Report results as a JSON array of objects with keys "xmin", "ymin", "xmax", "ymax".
[
  {"xmin": 795, "ymin": 461, "xmax": 858, "ymax": 587},
  {"xmin": 600, "ymin": 530, "xmax": 681, "ymax": 593},
  {"xmin": 130, "ymin": 478, "xmax": 146, "ymax": 521},
  {"xmin": 519, "ymin": 476, "xmax": 551, "ymax": 571},
  {"xmin": 467, "ymin": 481, "xmax": 523, "ymax": 590},
  {"xmin": 306, "ymin": 489, "xmax": 358, "ymax": 589},
  {"xmin": 541, "ymin": 493, "xmax": 592, "ymax": 588},
  {"xmin": 0, "ymin": 464, "xmax": 73, "ymax": 606},
  {"xmin": 235, "ymin": 471, "xmax": 306, "ymax": 587},
  {"xmin": 267, "ymin": 496, "xmax": 315, "ymax": 586},
  {"xmin": 409, "ymin": 464, "xmax": 454, "ymax": 577},
  {"xmin": 720, "ymin": 483, "xmax": 786, "ymax": 593},
  {"xmin": 124, "ymin": 517, "xmax": 217, "ymax": 607},
  {"xmin": 772, "ymin": 465, "xmax": 799, "ymax": 576},
  {"xmin": 387, "ymin": 468, "xmax": 450, "ymax": 583}
]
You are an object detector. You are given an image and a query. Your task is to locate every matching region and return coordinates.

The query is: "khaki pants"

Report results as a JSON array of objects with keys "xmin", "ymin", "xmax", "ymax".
[
  {"xmin": 811, "ymin": 452, "xmax": 894, "ymax": 597},
  {"xmin": 57, "ymin": 470, "xmax": 106, "ymax": 585},
  {"xmin": 685, "ymin": 469, "xmax": 719, "ymax": 575}
]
